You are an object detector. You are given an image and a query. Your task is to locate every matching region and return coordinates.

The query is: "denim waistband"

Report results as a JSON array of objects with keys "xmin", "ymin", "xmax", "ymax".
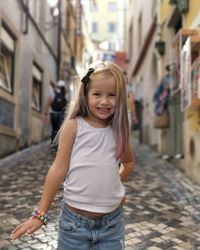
[{"xmin": 61, "ymin": 202, "xmax": 123, "ymax": 224}]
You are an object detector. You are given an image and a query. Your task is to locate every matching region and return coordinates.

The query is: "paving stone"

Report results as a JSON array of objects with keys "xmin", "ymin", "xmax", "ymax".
[
  {"xmin": 0, "ymin": 240, "xmax": 10, "ymax": 248},
  {"xmin": 2, "ymin": 246, "xmax": 18, "ymax": 250}
]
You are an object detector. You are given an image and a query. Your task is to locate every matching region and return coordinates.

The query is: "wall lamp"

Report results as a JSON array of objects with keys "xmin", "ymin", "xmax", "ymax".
[{"xmin": 155, "ymin": 40, "xmax": 165, "ymax": 56}]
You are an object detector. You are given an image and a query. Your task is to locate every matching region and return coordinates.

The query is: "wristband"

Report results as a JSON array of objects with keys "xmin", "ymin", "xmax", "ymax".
[{"xmin": 32, "ymin": 209, "xmax": 49, "ymax": 225}]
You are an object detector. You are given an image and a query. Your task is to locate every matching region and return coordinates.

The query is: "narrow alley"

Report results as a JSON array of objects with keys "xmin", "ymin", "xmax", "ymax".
[{"xmin": 0, "ymin": 139, "xmax": 200, "ymax": 250}]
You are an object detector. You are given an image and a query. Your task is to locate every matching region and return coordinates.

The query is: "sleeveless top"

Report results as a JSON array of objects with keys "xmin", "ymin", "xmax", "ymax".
[{"xmin": 63, "ymin": 117, "xmax": 125, "ymax": 213}]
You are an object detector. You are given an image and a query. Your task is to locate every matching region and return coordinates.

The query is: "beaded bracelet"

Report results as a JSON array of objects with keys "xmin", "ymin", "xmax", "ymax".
[{"xmin": 32, "ymin": 209, "xmax": 49, "ymax": 225}]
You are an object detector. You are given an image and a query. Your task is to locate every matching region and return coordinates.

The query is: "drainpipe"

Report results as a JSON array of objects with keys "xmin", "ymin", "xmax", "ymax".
[
  {"xmin": 156, "ymin": 0, "xmax": 162, "ymax": 80},
  {"xmin": 57, "ymin": 0, "xmax": 61, "ymax": 80}
]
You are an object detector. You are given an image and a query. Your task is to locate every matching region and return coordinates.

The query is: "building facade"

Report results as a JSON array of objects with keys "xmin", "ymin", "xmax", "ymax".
[
  {"xmin": 127, "ymin": 0, "xmax": 200, "ymax": 184},
  {"xmin": 84, "ymin": 0, "xmax": 126, "ymax": 64},
  {"xmin": 127, "ymin": 0, "xmax": 159, "ymax": 146},
  {"xmin": 0, "ymin": 0, "xmax": 89, "ymax": 158},
  {"xmin": 0, "ymin": 0, "xmax": 57, "ymax": 157}
]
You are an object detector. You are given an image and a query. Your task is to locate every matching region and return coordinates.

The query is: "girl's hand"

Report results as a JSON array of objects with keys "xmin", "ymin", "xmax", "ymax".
[
  {"xmin": 121, "ymin": 196, "xmax": 126, "ymax": 205},
  {"xmin": 11, "ymin": 218, "xmax": 43, "ymax": 240}
]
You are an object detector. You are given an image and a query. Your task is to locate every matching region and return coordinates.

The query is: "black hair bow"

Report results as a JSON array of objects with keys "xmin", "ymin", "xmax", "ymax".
[{"xmin": 81, "ymin": 68, "xmax": 94, "ymax": 84}]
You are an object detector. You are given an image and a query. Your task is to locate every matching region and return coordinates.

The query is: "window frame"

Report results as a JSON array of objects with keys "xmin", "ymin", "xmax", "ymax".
[
  {"xmin": 32, "ymin": 63, "xmax": 43, "ymax": 112},
  {"xmin": 107, "ymin": 22, "xmax": 117, "ymax": 33},
  {"xmin": 0, "ymin": 22, "xmax": 16, "ymax": 94},
  {"xmin": 108, "ymin": 2, "xmax": 117, "ymax": 12},
  {"xmin": 91, "ymin": 22, "xmax": 98, "ymax": 33}
]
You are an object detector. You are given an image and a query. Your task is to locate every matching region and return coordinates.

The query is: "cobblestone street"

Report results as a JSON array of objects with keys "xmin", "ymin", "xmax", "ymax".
[{"xmin": 0, "ymin": 139, "xmax": 200, "ymax": 250}]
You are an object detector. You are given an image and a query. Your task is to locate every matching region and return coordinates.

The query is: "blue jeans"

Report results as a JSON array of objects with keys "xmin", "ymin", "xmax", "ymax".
[{"xmin": 58, "ymin": 204, "xmax": 124, "ymax": 250}]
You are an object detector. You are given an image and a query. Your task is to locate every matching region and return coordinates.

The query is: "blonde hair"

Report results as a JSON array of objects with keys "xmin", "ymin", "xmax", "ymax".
[{"xmin": 66, "ymin": 61, "xmax": 129, "ymax": 159}]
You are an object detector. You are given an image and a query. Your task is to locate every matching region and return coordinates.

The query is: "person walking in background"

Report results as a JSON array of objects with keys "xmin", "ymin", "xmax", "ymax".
[
  {"xmin": 153, "ymin": 66, "xmax": 170, "ymax": 117},
  {"xmin": 126, "ymin": 81, "xmax": 138, "ymax": 133},
  {"xmin": 44, "ymin": 80, "xmax": 68, "ymax": 153},
  {"xmin": 153, "ymin": 65, "xmax": 171, "ymax": 160},
  {"xmin": 11, "ymin": 62, "xmax": 134, "ymax": 250}
]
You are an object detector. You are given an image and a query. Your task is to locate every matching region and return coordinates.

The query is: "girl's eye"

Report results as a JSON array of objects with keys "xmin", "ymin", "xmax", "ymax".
[
  {"xmin": 93, "ymin": 93, "xmax": 100, "ymax": 96},
  {"xmin": 109, "ymin": 93, "xmax": 116, "ymax": 96}
]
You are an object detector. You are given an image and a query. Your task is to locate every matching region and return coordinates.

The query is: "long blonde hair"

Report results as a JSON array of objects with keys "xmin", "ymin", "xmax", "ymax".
[{"xmin": 66, "ymin": 61, "xmax": 129, "ymax": 159}]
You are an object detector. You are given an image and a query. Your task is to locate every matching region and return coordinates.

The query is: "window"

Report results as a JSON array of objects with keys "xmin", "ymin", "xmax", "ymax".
[
  {"xmin": 92, "ymin": 22, "xmax": 98, "ymax": 33},
  {"xmin": 108, "ymin": 2, "xmax": 117, "ymax": 12},
  {"xmin": 108, "ymin": 22, "xmax": 117, "ymax": 33},
  {"xmin": 32, "ymin": 63, "xmax": 43, "ymax": 112},
  {"xmin": 0, "ymin": 24, "xmax": 15, "ymax": 93}
]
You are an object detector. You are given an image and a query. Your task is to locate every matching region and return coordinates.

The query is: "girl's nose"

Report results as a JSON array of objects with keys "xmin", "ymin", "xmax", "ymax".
[{"xmin": 100, "ymin": 96, "xmax": 109, "ymax": 104}]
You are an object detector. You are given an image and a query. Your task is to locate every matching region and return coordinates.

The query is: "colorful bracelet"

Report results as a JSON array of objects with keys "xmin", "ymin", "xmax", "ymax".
[{"xmin": 32, "ymin": 209, "xmax": 49, "ymax": 225}]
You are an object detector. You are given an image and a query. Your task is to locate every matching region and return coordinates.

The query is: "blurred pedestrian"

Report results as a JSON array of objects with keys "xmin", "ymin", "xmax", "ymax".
[
  {"xmin": 153, "ymin": 65, "xmax": 171, "ymax": 160},
  {"xmin": 153, "ymin": 65, "xmax": 170, "ymax": 116},
  {"xmin": 44, "ymin": 80, "xmax": 68, "ymax": 153},
  {"xmin": 11, "ymin": 62, "xmax": 134, "ymax": 250},
  {"xmin": 126, "ymin": 81, "xmax": 138, "ymax": 133}
]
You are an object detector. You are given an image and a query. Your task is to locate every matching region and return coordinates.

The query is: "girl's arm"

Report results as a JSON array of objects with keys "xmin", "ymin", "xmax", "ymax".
[
  {"xmin": 119, "ymin": 142, "xmax": 135, "ymax": 182},
  {"xmin": 11, "ymin": 119, "xmax": 77, "ymax": 240}
]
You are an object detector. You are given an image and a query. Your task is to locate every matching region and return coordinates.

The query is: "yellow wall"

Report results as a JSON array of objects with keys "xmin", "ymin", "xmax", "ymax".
[
  {"xmin": 159, "ymin": 0, "xmax": 200, "ymax": 184},
  {"xmin": 161, "ymin": 0, "xmax": 200, "ymax": 28},
  {"xmin": 160, "ymin": 0, "xmax": 171, "ymax": 24},
  {"xmin": 160, "ymin": 0, "xmax": 200, "ymax": 72},
  {"xmin": 184, "ymin": 0, "xmax": 200, "ymax": 28},
  {"xmin": 91, "ymin": 0, "xmax": 120, "ymax": 42}
]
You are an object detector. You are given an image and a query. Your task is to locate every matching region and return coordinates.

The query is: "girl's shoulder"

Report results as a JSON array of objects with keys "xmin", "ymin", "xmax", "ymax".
[
  {"xmin": 61, "ymin": 118, "xmax": 77, "ymax": 135},
  {"xmin": 58, "ymin": 118, "xmax": 77, "ymax": 152}
]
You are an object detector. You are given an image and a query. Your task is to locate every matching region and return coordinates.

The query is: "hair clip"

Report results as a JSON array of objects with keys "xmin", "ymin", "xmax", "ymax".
[{"xmin": 81, "ymin": 68, "xmax": 94, "ymax": 84}]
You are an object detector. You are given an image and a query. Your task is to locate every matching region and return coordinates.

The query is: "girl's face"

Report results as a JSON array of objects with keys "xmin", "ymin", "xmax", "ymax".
[{"xmin": 87, "ymin": 76, "xmax": 117, "ymax": 125}]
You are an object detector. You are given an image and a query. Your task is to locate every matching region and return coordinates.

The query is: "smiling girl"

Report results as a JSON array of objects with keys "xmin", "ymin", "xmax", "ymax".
[{"xmin": 11, "ymin": 62, "xmax": 134, "ymax": 250}]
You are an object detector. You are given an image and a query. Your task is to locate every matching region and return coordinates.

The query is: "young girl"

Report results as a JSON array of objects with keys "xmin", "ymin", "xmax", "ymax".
[{"xmin": 11, "ymin": 62, "xmax": 134, "ymax": 250}]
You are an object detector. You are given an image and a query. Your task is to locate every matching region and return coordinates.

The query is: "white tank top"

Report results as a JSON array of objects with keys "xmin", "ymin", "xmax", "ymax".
[{"xmin": 63, "ymin": 117, "xmax": 125, "ymax": 213}]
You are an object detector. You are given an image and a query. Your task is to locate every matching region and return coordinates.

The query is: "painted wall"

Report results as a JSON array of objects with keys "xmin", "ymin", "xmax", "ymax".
[
  {"xmin": 160, "ymin": 0, "xmax": 200, "ymax": 183},
  {"xmin": 90, "ymin": 0, "xmax": 119, "ymax": 41},
  {"xmin": 0, "ymin": 0, "xmax": 57, "ymax": 157},
  {"xmin": 127, "ymin": 0, "xmax": 159, "ymax": 148},
  {"xmin": 184, "ymin": 0, "xmax": 200, "ymax": 182},
  {"xmin": 0, "ymin": 0, "xmax": 93, "ymax": 158},
  {"xmin": 89, "ymin": 0, "xmax": 125, "ymax": 52}
]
